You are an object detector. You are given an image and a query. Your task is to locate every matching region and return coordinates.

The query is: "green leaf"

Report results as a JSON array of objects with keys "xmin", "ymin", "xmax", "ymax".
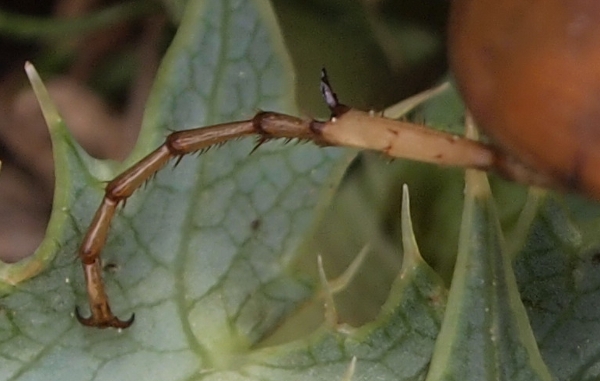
[
  {"xmin": 244, "ymin": 186, "xmax": 446, "ymax": 380},
  {"xmin": 0, "ymin": 0, "xmax": 350, "ymax": 379},
  {"xmin": 425, "ymin": 169, "xmax": 552, "ymax": 380},
  {"xmin": 515, "ymin": 195, "xmax": 600, "ymax": 380},
  {"xmin": 6, "ymin": 0, "xmax": 600, "ymax": 379}
]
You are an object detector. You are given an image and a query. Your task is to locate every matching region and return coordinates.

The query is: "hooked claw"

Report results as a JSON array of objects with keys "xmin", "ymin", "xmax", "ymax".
[{"xmin": 75, "ymin": 306, "xmax": 135, "ymax": 329}]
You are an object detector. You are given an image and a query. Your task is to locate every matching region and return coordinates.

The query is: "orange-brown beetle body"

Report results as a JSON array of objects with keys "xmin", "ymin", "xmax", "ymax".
[{"xmin": 449, "ymin": 0, "xmax": 600, "ymax": 199}]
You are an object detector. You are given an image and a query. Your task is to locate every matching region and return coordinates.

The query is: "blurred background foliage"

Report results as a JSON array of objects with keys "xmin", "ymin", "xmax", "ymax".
[{"xmin": 0, "ymin": 0, "xmax": 496, "ymax": 328}]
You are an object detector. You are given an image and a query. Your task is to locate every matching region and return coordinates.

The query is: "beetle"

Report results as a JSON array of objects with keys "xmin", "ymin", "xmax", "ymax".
[
  {"xmin": 449, "ymin": 0, "xmax": 600, "ymax": 199},
  {"xmin": 74, "ymin": 0, "xmax": 599, "ymax": 328}
]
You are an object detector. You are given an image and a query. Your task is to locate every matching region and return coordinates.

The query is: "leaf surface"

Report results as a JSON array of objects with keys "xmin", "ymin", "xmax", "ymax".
[
  {"xmin": 0, "ymin": 1, "xmax": 349, "ymax": 379},
  {"xmin": 3, "ymin": 1, "xmax": 600, "ymax": 380},
  {"xmin": 425, "ymin": 169, "xmax": 552, "ymax": 380}
]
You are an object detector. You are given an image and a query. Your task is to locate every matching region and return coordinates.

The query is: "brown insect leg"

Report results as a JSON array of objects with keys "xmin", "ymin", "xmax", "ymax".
[
  {"xmin": 312, "ymin": 109, "xmax": 496, "ymax": 169},
  {"xmin": 75, "ymin": 114, "xmax": 316, "ymax": 328},
  {"xmin": 76, "ymin": 250, "xmax": 135, "ymax": 329},
  {"xmin": 312, "ymin": 108, "xmax": 558, "ymax": 189},
  {"xmin": 75, "ymin": 81, "xmax": 555, "ymax": 329},
  {"xmin": 76, "ymin": 146, "xmax": 172, "ymax": 328},
  {"xmin": 317, "ymin": 73, "xmax": 557, "ymax": 189}
]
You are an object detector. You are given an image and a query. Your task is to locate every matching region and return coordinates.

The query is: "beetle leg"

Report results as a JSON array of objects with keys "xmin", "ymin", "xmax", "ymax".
[
  {"xmin": 75, "ymin": 113, "xmax": 325, "ymax": 328},
  {"xmin": 314, "ymin": 74, "xmax": 559, "ymax": 189},
  {"xmin": 76, "ymin": 255, "xmax": 135, "ymax": 329},
  {"xmin": 76, "ymin": 78, "xmax": 556, "ymax": 329}
]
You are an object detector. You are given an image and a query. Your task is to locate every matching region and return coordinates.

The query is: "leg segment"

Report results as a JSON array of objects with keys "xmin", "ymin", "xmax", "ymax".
[
  {"xmin": 76, "ymin": 79, "xmax": 552, "ymax": 328},
  {"xmin": 75, "ymin": 113, "xmax": 326, "ymax": 328}
]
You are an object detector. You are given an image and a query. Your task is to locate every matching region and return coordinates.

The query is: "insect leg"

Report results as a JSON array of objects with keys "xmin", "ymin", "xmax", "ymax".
[
  {"xmin": 75, "ymin": 114, "xmax": 321, "ymax": 328},
  {"xmin": 312, "ymin": 75, "xmax": 558, "ymax": 189}
]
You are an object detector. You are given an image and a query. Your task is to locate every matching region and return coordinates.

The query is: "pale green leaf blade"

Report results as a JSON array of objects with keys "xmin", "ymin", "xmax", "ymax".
[
  {"xmin": 425, "ymin": 169, "xmax": 552, "ymax": 380},
  {"xmin": 239, "ymin": 186, "xmax": 446, "ymax": 381},
  {"xmin": 0, "ymin": 64, "xmax": 104, "ymax": 381},
  {"xmin": 11, "ymin": 2, "xmax": 600, "ymax": 379},
  {"xmin": 0, "ymin": 63, "xmax": 77, "ymax": 291},
  {"xmin": 0, "ymin": 0, "xmax": 348, "ymax": 379},
  {"xmin": 515, "ymin": 195, "xmax": 600, "ymax": 380}
]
